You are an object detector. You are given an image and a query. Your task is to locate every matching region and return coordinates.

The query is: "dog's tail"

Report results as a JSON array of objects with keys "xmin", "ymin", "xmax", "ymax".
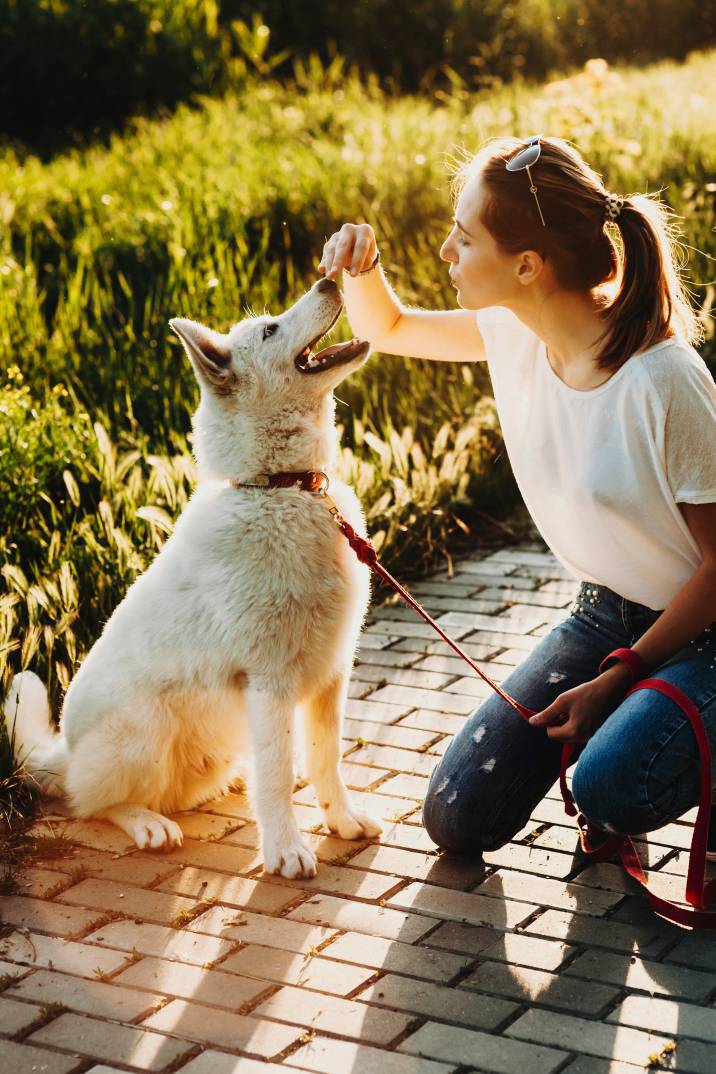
[{"xmin": 3, "ymin": 671, "xmax": 68, "ymax": 797}]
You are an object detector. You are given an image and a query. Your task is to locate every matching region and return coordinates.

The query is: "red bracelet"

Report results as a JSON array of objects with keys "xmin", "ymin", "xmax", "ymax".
[{"xmin": 598, "ymin": 647, "xmax": 645, "ymax": 681}]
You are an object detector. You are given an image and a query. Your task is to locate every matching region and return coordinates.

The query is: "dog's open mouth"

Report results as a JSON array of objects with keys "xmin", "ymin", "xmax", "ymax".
[{"xmin": 294, "ymin": 314, "xmax": 370, "ymax": 374}]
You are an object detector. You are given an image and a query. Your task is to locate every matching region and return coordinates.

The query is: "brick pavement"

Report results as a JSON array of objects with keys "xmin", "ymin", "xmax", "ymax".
[{"xmin": 2, "ymin": 539, "xmax": 715, "ymax": 1073}]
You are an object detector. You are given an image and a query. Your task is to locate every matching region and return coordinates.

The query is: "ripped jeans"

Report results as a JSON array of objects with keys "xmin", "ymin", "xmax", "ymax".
[{"xmin": 422, "ymin": 581, "xmax": 716, "ymax": 852}]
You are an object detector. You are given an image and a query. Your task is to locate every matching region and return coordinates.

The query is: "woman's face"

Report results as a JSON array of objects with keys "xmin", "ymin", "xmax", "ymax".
[{"xmin": 440, "ymin": 174, "xmax": 520, "ymax": 310}]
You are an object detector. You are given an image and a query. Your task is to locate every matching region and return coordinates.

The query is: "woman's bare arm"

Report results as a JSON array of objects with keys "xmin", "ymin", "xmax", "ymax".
[
  {"xmin": 318, "ymin": 222, "xmax": 486, "ymax": 363},
  {"xmin": 341, "ymin": 263, "xmax": 486, "ymax": 363}
]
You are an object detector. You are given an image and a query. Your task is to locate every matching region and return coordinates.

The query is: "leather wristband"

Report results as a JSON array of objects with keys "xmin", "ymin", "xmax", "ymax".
[
  {"xmin": 357, "ymin": 250, "xmax": 380, "ymax": 275},
  {"xmin": 598, "ymin": 647, "xmax": 645, "ymax": 682}
]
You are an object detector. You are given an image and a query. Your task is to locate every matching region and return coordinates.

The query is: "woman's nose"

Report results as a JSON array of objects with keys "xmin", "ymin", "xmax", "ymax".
[{"xmin": 439, "ymin": 241, "xmax": 454, "ymax": 263}]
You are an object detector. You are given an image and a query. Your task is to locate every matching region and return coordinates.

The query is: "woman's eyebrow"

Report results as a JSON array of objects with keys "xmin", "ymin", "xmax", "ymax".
[{"xmin": 452, "ymin": 216, "xmax": 476, "ymax": 238}]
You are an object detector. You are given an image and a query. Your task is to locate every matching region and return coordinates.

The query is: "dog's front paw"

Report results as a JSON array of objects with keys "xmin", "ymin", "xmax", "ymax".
[
  {"xmin": 263, "ymin": 837, "xmax": 317, "ymax": 879},
  {"xmin": 327, "ymin": 805, "xmax": 383, "ymax": 841}
]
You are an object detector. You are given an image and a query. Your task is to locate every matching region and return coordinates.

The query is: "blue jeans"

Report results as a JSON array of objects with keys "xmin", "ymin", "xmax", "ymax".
[{"xmin": 422, "ymin": 580, "xmax": 716, "ymax": 852}]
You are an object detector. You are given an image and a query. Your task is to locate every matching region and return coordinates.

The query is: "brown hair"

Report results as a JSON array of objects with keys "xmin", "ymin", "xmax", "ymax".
[{"xmin": 448, "ymin": 135, "xmax": 703, "ymax": 373}]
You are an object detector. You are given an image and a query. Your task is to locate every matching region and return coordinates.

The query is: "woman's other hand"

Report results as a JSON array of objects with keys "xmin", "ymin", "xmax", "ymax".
[
  {"xmin": 318, "ymin": 223, "xmax": 378, "ymax": 280},
  {"xmin": 527, "ymin": 668, "xmax": 633, "ymax": 743}
]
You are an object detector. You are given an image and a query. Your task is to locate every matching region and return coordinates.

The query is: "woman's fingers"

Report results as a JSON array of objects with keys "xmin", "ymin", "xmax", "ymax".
[{"xmin": 319, "ymin": 223, "xmax": 377, "ymax": 278}]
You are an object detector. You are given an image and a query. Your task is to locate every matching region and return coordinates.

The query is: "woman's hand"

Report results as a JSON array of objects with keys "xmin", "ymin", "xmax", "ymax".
[
  {"xmin": 318, "ymin": 223, "xmax": 378, "ymax": 280},
  {"xmin": 527, "ymin": 667, "xmax": 633, "ymax": 743}
]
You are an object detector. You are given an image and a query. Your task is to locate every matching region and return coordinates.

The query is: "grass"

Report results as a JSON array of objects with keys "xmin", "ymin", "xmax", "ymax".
[{"xmin": 1, "ymin": 46, "xmax": 715, "ymax": 822}]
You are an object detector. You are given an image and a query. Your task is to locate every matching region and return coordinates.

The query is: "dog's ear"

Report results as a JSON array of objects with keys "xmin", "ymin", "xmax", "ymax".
[{"xmin": 169, "ymin": 318, "xmax": 238, "ymax": 397}]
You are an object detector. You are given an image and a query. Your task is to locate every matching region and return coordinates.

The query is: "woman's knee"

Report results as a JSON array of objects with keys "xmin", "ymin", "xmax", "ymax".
[
  {"xmin": 422, "ymin": 768, "xmax": 520, "ymax": 854},
  {"xmin": 571, "ymin": 747, "xmax": 655, "ymax": 835}
]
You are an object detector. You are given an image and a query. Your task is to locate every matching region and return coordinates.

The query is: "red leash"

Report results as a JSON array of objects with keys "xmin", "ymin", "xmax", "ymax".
[{"xmin": 323, "ymin": 492, "xmax": 715, "ymax": 929}]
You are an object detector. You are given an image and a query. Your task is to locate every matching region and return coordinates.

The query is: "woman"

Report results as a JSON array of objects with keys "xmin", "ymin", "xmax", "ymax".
[{"xmin": 318, "ymin": 134, "xmax": 716, "ymax": 857}]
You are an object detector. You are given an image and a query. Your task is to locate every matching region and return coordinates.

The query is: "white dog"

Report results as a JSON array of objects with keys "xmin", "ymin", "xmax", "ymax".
[{"xmin": 4, "ymin": 276, "xmax": 382, "ymax": 879}]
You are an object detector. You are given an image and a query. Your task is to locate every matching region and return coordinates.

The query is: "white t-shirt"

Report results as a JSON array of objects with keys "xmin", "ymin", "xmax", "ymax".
[{"xmin": 474, "ymin": 305, "xmax": 716, "ymax": 610}]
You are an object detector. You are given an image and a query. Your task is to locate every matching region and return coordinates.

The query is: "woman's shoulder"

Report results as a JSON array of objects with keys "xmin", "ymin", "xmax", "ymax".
[{"xmin": 635, "ymin": 333, "xmax": 716, "ymax": 407}]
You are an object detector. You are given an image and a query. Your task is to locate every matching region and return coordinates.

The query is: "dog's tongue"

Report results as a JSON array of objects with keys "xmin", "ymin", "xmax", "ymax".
[{"xmin": 314, "ymin": 340, "xmax": 352, "ymax": 360}]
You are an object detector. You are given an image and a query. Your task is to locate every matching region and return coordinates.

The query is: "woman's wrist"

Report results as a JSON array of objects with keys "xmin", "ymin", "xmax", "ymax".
[
  {"xmin": 350, "ymin": 250, "xmax": 380, "ymax": 276},
  {"xmin": 597, "ymin": 647, "xmax": 645, "ymax": 684}
]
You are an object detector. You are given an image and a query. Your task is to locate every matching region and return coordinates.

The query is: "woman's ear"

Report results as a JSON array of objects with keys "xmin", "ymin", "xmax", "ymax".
[
  {"xmin": 169, "ymin": 317, "xmax": 238, "ymax": 396},
  {"xmin": 516, "ymin": 250, "xmax": 545, "ymax": 284}
]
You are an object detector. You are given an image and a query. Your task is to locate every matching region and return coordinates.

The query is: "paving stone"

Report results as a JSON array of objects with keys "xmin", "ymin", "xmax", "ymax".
[
  {"xmin": 83, "ymin": 919, "xmax": 235, "ymax": 965},
  {"xmin": 365, "ymin": 684, "xmax": 479, "ymax": 715},
  {"xmin": 346, "ymin": 697, "xmax": 422, "ymax": 721},
  {"xmin": 454, "ymin": 560, "xmax": 517, "ymax": 577},
  {"xmin": 175, "ymin": 1053, "xmax": 288, "ymax": 1074},
  {"xmin": 373, "ymin": 773, "xmax": 431, "ymax": 799},
  {"xmin": 287, "ymin": 892, "xmax": 434, "ymax": 942},
  {"xmin": 341, "ymin": 761, "xmax": 387, "ymax": 790},
  {"xmin": 345, "ymin": 743, "xmax": 439, "ymax": 776},
  {"xmin": 293, "ymin": 785, "xmax": 423, "ymax": 824},
  {"xmin": 459, "ymin": 630, "xmax": 542, "ymax": 652},
  {"xmin": 606, "ymin": 994, "xmax": 716, "ymax": 1043},
  {"xmin": 114, "ymin": 955, "xmax": 270, "ymax": 1008},
  {"xmin": 559, "ymin": 1058, "xmax": 653, "ymax": 1074},
  {"xmin": 1, "ymin": 1039, "xmax": 80, "ymax": 1074},
  {"xmin": 56, "ymin": 877, "xmax": 197, "ymax": 927},
  {"xmin": 157, "ymin": 869, "xmax": 298, "ymax": 913},
  {"xmin": 399, "ymin": 1020, "xmax": 568, "ymax": 1073},
  {"xmin": 351, "ymin": 664, "xmax": 456, "ymax": 691},
  {"xmin": 392, "ymin": 637, "xmax": 503, "ymax": 660},
  {"xmin": 259, "ymin": 861, "xmax": 402, "ymax": 901},
  {"xmin": 253, "ymin": 983, "xmax": 411, "ymax": 1045},
  {"xmin": 357, "ymin": 632, "xmax": 402, "ymax": 650},
  {"xmin": 0, "ymin": 895, "xmax": 106, "ymax": 938},
  {"xmin": 523, "ymin": 908, "xmax": 674, "ymax": 958},
  {"xmin": 421, "ymin": 920, "xmax": 503, "ymax": 957},
  {"xmin": 28, "ymin": 817, "xmax": 135, "ymax": 854},
  {"xmin": 460, "ymin": 961, "xmax": 619, "ymax": 1016},
  {"xmin": 324, "ymin": 930, "xmax": 472, "ymax": 982},
  {"xmin": 477, "ymin": 931, "xmax": 576, "ymax": 972},
  {"xmin": 386, "ymin": 881, "xmax": 538, "ymax": 930},
  {"xmin": 365, "ymin": 620, "xmax": 475, "ymax": 641},
  {"xmin": 394, "ymin": 710, "xmax": 468, "ymax": 736},
  {"xmin": 348, "ymin": 679, "xmax": 375, "ymax": 698},
  {"xmin": 142, "ymin": 998, "xmax": 300, "ymax": 1056},
  {"xmin": 505, "ymin": 1007, "xmax": 687, "ymax": 1068},
  {"xmin": 0, "ymin": 929, "xmax": 133, "ymax": 977},
  {"xmin": 11, "ymin": 866, "xmax": 73, "ymax": 899},
  {"xmin": 663, "ymin": 930, "xmax": 716, "ymax": 971},
  {"xmin": 343, "ymin": 718, "xmax": 439, "ymax": 751},
  {"xmin": 473, "ymin": 869, "xmax": 622, "ymax": 915},
  {"xmin": 357, "ymin": 971, "xmax": 517, "ymax": 1030},
  {"xmin": 435, "ymin": 610, "xmax": 548, "ymax": 635},
  {"xmin": 217, "ymin": 943, "xmax": 374, "ymax": 995},
  {"xmin": 348, "ymin": 843, "xmax": 489, "ymax": 890},
  {"xmin": 7, "ymin": 968, "xmax": 163, "ymax": 1020},
  {"xmin": 355, "ymin": 646, "xmax": 428, "ymax": 665},
  {"xmin": 0, "ymin": 995, "xmax": 44, "ymax": 1035},
  {"xmin": 478, "ymin": 587, "xmax": 572, "ymax": 608},
  {"xmin": 286, "ymin": 1033, "xmax": 457, "ymax": 1072},
  {"xmin": 481, "ymin": 842, "xmax": 575, "ymax": 879},
  {"xmin": 167, "ymin": 812, "xmax": 244, "ymax": 840},
  {"xmin": 132, "ymin": 837, "xmax": 260, "ymax": 873},
  {"xmin": 34, "ymin": 846, "xmax": 180, "ymax": 887},
  {"xmin": 564, "ymin": 948, "xmax": 714, "ymax": 1001},
  {"xmin": 29, "ymin": 1011, "xmax": 194, "ymax": 1070},
  {"xmin": 186, "ymin": 905, "xmax": 338, "ymax": 953}
]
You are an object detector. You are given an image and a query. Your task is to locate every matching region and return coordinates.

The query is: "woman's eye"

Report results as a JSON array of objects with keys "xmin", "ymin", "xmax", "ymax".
[
  {"xmin": 458, "ymin": 235, "xmax": 469, "ymax": 246},
  {"xmin": 262, "ymin": 323, "xmax": 279, "ymax": 340}
]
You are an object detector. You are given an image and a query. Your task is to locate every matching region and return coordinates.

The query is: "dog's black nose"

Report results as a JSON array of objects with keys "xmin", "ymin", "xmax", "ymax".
[{"xmin": 317, "ymin": 277, "xmax": 338, "ymax": 293}]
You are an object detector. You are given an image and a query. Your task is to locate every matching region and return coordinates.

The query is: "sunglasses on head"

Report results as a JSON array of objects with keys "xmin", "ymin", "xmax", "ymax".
[{"xmin": 505, "ymin": 134, "xmax": 547, "ymax": 229}]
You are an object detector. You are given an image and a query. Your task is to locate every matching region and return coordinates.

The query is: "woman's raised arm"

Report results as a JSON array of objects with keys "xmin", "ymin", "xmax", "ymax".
[{"xmin": 318, "ymin": 222, "xmax": 486, "ymax": 364}]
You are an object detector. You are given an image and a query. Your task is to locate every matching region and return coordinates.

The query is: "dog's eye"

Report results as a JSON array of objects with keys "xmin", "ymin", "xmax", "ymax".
[{"xmin": 262, "ymin": 323, "xmax": 279, "ymax": 340}]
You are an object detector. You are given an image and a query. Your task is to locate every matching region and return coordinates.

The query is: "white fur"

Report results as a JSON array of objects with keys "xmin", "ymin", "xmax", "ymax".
[{"xmin": 4, "ymin": 278, "xmax": 382, "ymax": 876}]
